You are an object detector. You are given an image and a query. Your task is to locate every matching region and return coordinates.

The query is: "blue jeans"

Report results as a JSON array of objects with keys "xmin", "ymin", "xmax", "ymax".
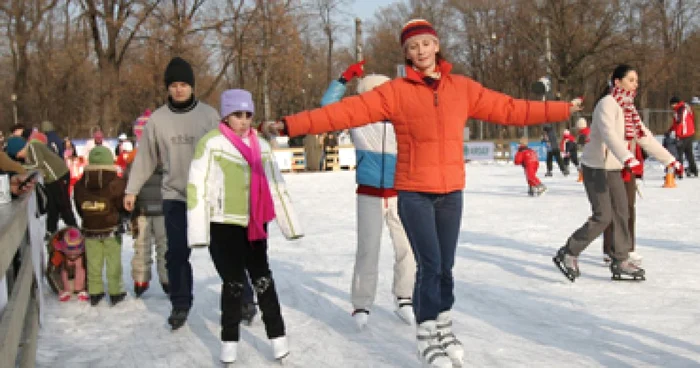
[
  {"xmin": 162, "ymin": 200, "xmax": 193, "ymax": 309},
  {"xmin": 398, "ymin": 190, "xmax": 463, "ymax": 324}
]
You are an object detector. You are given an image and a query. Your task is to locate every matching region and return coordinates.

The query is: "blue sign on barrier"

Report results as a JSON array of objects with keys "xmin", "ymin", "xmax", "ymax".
[{"xmin": 509, "ymin": 142, "xmax": 548, "ymax": 162}]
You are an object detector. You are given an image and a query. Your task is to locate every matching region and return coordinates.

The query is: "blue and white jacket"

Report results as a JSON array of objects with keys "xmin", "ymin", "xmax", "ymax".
[{"xmin": 320, "ymin": 80, "xmax": 397, "ymax": 193}]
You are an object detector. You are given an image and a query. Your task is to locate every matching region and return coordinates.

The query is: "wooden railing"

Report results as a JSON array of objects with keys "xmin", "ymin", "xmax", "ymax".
[{"xmin": 0, "ymin": 194, "xmax": 39, "ymax": 368}]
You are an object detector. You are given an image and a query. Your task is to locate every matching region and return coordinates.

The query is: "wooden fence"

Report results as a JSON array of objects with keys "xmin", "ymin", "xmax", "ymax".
[{"xmin": 0, "ymin": 194, "xmax": 39, "ymax": 368}]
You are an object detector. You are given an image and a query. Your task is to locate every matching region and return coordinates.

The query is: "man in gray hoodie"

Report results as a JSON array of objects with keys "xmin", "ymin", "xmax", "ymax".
[{"xmin": 124, "ymin": 57, "xmax": 220, "ymax": 330}]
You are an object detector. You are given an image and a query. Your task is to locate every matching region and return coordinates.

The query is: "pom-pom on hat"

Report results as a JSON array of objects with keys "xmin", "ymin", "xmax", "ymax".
[
  {"xmin": 60, "ymin": 227, "xmax": 85, "ymax": 257},
  {"xmin": 29, "ymin": 130, "xmax": 48, "ymax": 144},
  {"xmin": 400, "ymin": 19, "xmax": 438, "ymax": 49},
  {"xmin": 575, "ymin": 117, "xmax": 587, "ymax": 129},
  {"xmin": 93, "ymin": 130, "xmax": 104, "ymax": 144},
  {"xmin": 220, "ymin": 89, "xmax": 254, "ymax": 119}
]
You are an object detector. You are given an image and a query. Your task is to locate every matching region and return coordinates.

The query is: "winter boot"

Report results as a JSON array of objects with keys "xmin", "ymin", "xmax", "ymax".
[
  {"xmin": 134, "ymin": 282, "xmax": 149, "ymax": 297},
  {"xmin": 77, "ymin": 291, "xmax": 89, "ymax": 302},
  {"xmin": 436, "ymin": 311, "xmax": 464, "ymax": 367},
  {"xmin": 110, "ymin": 292, "xmax": 127, "ymax": 306},
  {"xmin": 89, "ymin": 293, "xmax": 105, "ymax": 306},
  {"xmin": 553, "ymin": 247, "xmax": 580, "ymax": 282},
  {"xmin": 395, "ymin": 297, "xmax": 414, "ymax": 325},
  {"xmin": 352, "ymin": 309, "xmax": 370, "ymax": 330},
  {"xmin": 220, "ymin": 341, "xmax": 238, "ymax": 363},
  {"xmin": 168, "ymin": 307, "xmax": 190, "ymax": 330},
  {"xmin": 610, "ymin": 259, "xmax": 645, "ymax": 281},
  {"xmin": 241, "ymin": 301, "xmax": 257, "ymax": 326},
  {"xmin": 417, "ymin": 321, "xmax": 452, "ymax": 368},
  {"xmin": 161, "ymin": 282, "xmax": 170, "ymax": 295},
  {"xmin": 271, "ymin": 336, "xmax": 290, "ymax": 360}
]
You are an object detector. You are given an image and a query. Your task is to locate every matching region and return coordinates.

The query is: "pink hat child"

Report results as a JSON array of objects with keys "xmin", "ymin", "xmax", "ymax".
[
  {"xmin": 60, "ymin": 227, "xmax": 85, "ymax": 258},
  {"xmin": 57, "ymin": 227, "xmax": 88, "ymax": 302}
]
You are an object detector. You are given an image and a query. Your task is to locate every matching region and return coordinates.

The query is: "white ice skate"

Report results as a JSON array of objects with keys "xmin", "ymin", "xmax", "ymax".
[
  {"xmin": 220, "ymin": 341, "xmax": 238, "ymax": 363},
  {"xmin": 271, "ymin": 336, "xmax": 289, "ymax": 360},
  {"xmin": 436, "ymin": 311, "xmax": 464, "ymax": 367},
  {"xmin": 352, "ymin": 309, "xmax": 369, "ymax": 330},
  {"xmin": 416, "ymin": 321, "xmax": 452, "ymax": 368},
  {"xmin": 394, "ymin": 298, "xmax": 414, "ymax": 325},
  {"xmin": 628, "ymin": 251, "xmax": 643, "ymax": 266}
]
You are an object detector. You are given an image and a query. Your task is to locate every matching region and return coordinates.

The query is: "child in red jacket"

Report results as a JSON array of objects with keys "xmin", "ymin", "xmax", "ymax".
[{"xmin": 514, "ymin": 138, "xmax": 546, "ymax": 196}]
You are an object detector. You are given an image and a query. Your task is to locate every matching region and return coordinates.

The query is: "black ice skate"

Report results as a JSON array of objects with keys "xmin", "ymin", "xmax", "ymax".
[
  {"xmin": 241, "ymin": 302, "xmax": 257, "ymax": 326},
  {"xmin": 610, "ymin": 259, "xmax": 645, "ymax": 281},
  {"xmin": 168, "ymin": 307, "xmax": 190, "ymax": 330},
  {"xmin": 528, "ymin": 186, "xmax": 535, "ymax": 197},
  {"xmin": 553, "ymin": 247, "xmax": 579, "ymax": 282},
  {"xmin": 545, "ymin": 171, "xmax": 553, "ymax": 177}
]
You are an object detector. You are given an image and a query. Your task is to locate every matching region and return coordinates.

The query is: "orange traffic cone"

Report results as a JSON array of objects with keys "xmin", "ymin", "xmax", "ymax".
[
  {"xmin": 576, "ymin": 169, "xmax": 583, "ymax": 182},
  {"xmin": 662, "ymin": 167, "xmax": 676, "ymax": 188}
]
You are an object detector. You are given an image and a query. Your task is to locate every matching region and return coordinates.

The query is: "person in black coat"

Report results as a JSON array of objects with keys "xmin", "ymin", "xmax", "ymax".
[{"xmin": 542, "ymin": 125, "xmax": 569, "ymax": 176}]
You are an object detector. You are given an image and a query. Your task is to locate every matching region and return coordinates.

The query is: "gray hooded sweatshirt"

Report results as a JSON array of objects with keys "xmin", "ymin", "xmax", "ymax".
[{"xmin": 125, "ymin": 101, "xmax": 220, "ymax": 201}]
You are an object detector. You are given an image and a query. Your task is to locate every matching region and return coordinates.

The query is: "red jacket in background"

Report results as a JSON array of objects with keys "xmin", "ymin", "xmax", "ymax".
[
  {"xmin": 578, "ymin": 127, "xmax": 590, "ymax": 145},
  {"xmin": 514, "ymin": 145, "xmax": 541, "ymax": 186},
  {"xmin": 560, "ymin": 132, "xmax": 576, "ymax": 156},
  {"xmin": 670, "ymin": 102, "xmax": 696, "ymax": 138}
]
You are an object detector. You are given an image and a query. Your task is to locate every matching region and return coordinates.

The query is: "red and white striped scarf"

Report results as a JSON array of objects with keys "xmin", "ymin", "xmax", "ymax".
[{"xmin": 610, "ymin": 86, "xmax": 644, "ymax": 140}]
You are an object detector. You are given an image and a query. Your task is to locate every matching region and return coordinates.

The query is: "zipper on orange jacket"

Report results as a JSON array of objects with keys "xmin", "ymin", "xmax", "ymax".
[
  {"xmin": 433, "ymin": 91, "xmax": 439, "ymax": 106},
  {"xmin": 433, "ymin": 89, "xmax": 446, "ymax": 191}
]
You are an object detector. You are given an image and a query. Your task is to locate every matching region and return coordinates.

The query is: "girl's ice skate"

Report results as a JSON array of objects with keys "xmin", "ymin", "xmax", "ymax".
[
  {"xmin": 271, "ymin": 336, "xmax": 289, "ymax": 360},
  {"xmin": 220, "ymin": 341, "xmax": 237, "ymax": 363},
  {"xmin": 436, "ymin": 311, "xmax": 464, "ymax": 367},
  {"xmin": 352, "ymin": 309, "xmax": 370, "ymax": 330},
  {"xmin": 395, "ymin": 298, "xmax": 414, "ymax": 325},
  {"xmin": 416, "ymin": 321, "xmax": 452, "ymax": 368}
]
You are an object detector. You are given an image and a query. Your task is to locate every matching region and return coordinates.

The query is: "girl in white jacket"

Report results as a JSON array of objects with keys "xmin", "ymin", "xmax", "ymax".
[
  {"xmin": 187, "ymin": 89, "xmax": 303, "ymax": 364},
  {"xmin": 553, "ymin": 64, "xmax": 682, "ymax": 282}
]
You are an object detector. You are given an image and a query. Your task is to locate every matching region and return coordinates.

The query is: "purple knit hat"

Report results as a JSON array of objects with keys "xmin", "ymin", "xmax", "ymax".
[
  {"xmin": 60, "ymin": 227, "xmax": 85, "ymax": 257},
  {"xmin": 220, "ymin": 89, "xmax": 254, "ymax": 119}
]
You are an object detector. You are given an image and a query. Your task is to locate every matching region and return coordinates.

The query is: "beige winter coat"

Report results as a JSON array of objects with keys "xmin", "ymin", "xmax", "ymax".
[{"xmin": 581, "ymin": 95, "xmax": 675, "ymax": 170}]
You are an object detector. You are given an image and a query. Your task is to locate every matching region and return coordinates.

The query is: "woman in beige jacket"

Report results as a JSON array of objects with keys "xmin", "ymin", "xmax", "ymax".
[{"xmin": 553, "ymin": 64, "xmax": 682, "ymax": 282}]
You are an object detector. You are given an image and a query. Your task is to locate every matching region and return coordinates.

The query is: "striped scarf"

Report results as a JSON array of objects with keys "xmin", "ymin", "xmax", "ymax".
[{"xmin": 610, "ymin": 86, "xmax": 644, "ymax": 140}]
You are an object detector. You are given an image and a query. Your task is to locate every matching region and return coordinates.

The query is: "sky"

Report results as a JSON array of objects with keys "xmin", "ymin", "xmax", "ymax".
[{"xmin": 349, "ymin": 0, "xmax": 396, "ymax": 23}]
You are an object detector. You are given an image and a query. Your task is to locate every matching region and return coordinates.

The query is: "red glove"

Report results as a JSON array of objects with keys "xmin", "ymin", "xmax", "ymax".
[
  {"xmin": 623, "ymin": 158, "xmax": 643, "ymax": 181},
  {"xmin": 341, "ymin": 60, "xmax": 365, "ymax": 81},
  {"xmin": 671, "ymin": 160, "xmax": 684, "ymax": 176}
]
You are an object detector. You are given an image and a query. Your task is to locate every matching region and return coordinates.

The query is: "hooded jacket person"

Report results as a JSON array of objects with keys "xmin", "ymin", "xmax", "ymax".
[
  {"xmin": 124, "ymin": 56, "xmax": 220, "ymax": 330},
  {"xmin": 318, "ymin": 67, "xmax": 416, "ymax": 328},
  {"xmin": 73, "ymin": 146, "xmax": 127, "ymax": 306},
  {"xmin": 41, "ymin": 120, "xmax": 64, "ymax": 158}
]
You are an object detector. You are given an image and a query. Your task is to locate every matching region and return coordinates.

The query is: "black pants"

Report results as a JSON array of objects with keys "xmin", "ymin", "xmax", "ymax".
[
  {"xmin": 546, "ymin": 149, "xmax": 568, "ymax": 174},
  {"xmin": 46, "ymin": 173, "xmax": 77, "ymax": 233},
  {"xmin": 209, "ymin": 222, "xmax": 285, "ymax": 342},
  {"xmin": 678, "ymin": 137, "xmax": 698, "ymax": 176},
  {"xmin": 563, "ymin": 146, "xmax": 579, "ymax": 168}
]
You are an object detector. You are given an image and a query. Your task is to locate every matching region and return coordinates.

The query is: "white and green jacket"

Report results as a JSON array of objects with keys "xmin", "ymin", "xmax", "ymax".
[{"xmin": 187, "ymin": 129, "xmax": 303, "ymax": 247}]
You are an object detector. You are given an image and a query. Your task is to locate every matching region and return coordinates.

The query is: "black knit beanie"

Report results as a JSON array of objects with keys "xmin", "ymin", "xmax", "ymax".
[{"xmin": 164, "ymin": 57, "xmax": 195, "ymax": 89}]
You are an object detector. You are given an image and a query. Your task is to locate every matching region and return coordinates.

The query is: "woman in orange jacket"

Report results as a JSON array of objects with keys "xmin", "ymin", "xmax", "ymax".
[{"xmin": 263, "ymin": 19, "xmax": 582, "ymax": 368}]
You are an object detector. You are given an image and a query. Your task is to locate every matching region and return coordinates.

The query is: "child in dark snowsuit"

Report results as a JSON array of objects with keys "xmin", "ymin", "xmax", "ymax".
[{"xmin": 514, "ymin": 138, "xmax": 547, "ymax": 196}]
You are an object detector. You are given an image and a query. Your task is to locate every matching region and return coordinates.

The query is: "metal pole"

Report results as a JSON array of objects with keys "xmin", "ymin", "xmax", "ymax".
[
  {"xmin": 11, "ymin": 94, "xmax": 18, "ymax": 125},
  {"xmin": 355, "ymin": 18, "xmax": 363, "ymax": 62}
]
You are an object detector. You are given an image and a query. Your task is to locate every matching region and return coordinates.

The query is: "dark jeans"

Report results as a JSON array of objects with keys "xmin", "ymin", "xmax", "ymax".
[
  {"xmin": 398, "ymin": 190, "xmax": 463, "ymax": 324},
  {"xmin": 209, "ymin": 222, "xmax": 284, "ymax": 342},
  {"xmin": 162, "ymin": 200, "xmax": 193, "ymax": 309},
  {"xmin": 563, "ymin": 146, "xmax": 579, "ymax": 168},
  {"xmin": 46, "ymin": 173, "xmax": 77, "ymax": 233},
  {"xmin": 678, "ymin": 137, "xmax": 698, "ymax": 176},
  {"xmin": 546, "ymin": 149, "xmax": 568, "ymax": 174}
]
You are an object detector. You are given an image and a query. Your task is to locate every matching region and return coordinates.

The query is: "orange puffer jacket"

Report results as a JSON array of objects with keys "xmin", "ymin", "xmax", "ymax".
[{"xmin": 284, "ymin": 61, "xmax": 571, "ymax": 193}]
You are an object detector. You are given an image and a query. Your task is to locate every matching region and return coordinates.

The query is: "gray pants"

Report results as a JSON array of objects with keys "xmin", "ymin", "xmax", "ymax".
[
  {"xmin": 566, "ymin": 165, "xmax": 631, "ymax": 261},
  {"xmin": 131, "ymin": 215, "xmax": 168, "ymax": 284}
]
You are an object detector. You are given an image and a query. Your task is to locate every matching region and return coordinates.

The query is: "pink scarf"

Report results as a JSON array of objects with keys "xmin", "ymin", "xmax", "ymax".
[
  {"xmin": 610, "ymin": 86, "xmax": 645, "ymax": 141},
  {"xmin": 218, "ymin": 123, "xmax": 275, "ymax": 241}
]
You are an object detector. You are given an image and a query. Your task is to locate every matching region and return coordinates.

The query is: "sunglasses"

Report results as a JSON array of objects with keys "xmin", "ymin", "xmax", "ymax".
[{"xmin": 231, "ymin": 111, "xmax": 253, "ymax": 119}]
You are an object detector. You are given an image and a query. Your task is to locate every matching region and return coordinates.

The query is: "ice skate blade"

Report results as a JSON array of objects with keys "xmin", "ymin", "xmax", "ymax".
[
  {"xmin": 552, "ymin": 257, "xmax": 576, "ymax": 282},
  {"xmin": 611, "ymin": 274, "xmax": 645, "ymax": 281}
]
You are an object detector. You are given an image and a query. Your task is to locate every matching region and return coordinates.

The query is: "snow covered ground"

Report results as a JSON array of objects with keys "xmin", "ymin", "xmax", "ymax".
[{"xmin": 36, "ymin": 162, "xmax": 700, "ymax": 367}]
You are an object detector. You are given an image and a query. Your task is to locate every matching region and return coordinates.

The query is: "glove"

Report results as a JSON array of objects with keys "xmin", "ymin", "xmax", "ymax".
[
  {"xmin": 622, "ymin": 158, "xmax": 642, "ymax": 182},
  {"xmin": 671, "ymin": 160, "xmax": 684, "ymax": 176},
  {"xmin": 341, "ymin": 60, "xmax": 365, "ymax": 81}
]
